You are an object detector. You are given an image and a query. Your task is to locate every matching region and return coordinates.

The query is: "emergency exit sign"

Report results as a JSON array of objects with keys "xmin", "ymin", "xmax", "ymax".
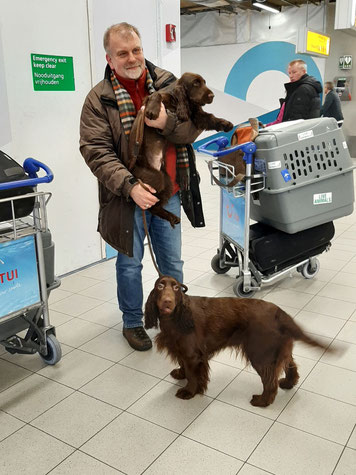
[{"xmin": 31, "ymin": 54, "xmax": 75, "ymax": 91}]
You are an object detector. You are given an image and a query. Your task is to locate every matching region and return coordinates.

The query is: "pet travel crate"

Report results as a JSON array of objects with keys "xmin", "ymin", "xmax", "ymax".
[
  {"xmin": 250, "ymin": 117, "xmax": 355, "ymax": 233},
  {"xmin": 0, "ymin": 156, "xmax": 61, "ymax": 364},
  {"xmin": 197, "ymin": 131, "xmax": 341, "ymax": 297}
]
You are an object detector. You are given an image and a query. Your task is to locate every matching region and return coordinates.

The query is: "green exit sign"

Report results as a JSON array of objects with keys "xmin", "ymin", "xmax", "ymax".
[{"xmin": 31, "ymin": 53, "xmax": 75, "ymax": 91}]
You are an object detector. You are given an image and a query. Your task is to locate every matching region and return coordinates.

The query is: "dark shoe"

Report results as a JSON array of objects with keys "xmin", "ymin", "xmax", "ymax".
[{"xmin": 123, "ymin": 327, "xmax": 152, "ymax": 351}]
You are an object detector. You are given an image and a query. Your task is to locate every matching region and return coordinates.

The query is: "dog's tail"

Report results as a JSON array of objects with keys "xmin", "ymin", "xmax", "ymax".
[{"xmin": 276, "ymin": 307, "xmax": 331, "ymax": 351}]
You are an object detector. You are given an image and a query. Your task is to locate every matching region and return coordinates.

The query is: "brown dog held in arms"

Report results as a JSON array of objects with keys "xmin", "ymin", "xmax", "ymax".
[
  {"xmin": 128, "ymin": 72, "xmax": 233, "ymax": 227},
  {"xmin": 145, "ymin": 276, "xmax": 331, "ymax": 407}
]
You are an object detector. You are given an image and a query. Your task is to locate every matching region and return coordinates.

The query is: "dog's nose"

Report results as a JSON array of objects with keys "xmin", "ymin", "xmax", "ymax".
[
  {"xmin": 208, "ymin": 92, "xmax": 214, "ymax": 100},
  {"xmin": 163, "ymin": 296, "xmax": 173, "ymax": 305}
]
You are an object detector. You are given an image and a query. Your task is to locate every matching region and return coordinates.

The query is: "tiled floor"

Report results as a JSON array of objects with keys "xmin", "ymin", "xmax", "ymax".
[{"xmin": 1, "ymin": 156, "xmax": 356, "ymax": 475}]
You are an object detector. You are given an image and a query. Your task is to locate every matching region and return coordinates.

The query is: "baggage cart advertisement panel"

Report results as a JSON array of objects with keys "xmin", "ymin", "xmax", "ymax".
[
  {"xmin": 222, "ymin": 190, "xmax": 245, "ymax": 247},
  {"xmin": 0, "ymin": 235, "xmax": 40, "ymax": 319}
]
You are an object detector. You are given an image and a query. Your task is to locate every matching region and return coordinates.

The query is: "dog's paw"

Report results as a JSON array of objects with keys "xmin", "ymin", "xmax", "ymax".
[
  {"xmin": 170, "ymin": 368, "xmax": 186, "ymax": 380},
  {"xmin": 220, "ymin": 120, "xmax": 234, "ymax": 132},
  {"xmin": 279, "ymin": 378, "xmax": 296, "ymax": 390},
  {"xmin": 250, "ymin": 394, "xmax": 270, "ymax": 407},
  {"xmin": 176, "ymin": 388, "xmax": 195, "ymax": 399},
  {"xmin": 145, "ymin": 107, "xmax": 160, "ymax": 120},
  {"xmin": 169, "ymin": 215, "xmax": 181, "ymax": 228}
]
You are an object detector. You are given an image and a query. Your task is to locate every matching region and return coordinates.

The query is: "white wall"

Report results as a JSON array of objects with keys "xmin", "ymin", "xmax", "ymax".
[
  {"xmin": 0, "ymin": 0, "xmax": 100, "ymax": 276},
  {"xmin": 88, "ymin": 0, "xmax": 181, "ymax": 84},
  {"xmin": 0, "ymin": 0, "xmax": 181, "ymax": 276}
]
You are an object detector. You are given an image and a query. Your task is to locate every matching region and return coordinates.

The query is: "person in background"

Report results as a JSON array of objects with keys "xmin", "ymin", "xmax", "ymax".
[
  {"xmin": 267, "ymin": 59, "xmax": 322, "ymax": 126},
  {"xmin": 321, "ymin": 81, "xmax": 344, "ymax": 126},
  {"xmin": 80, "ymin": 23, "xmax": 205, "ymax": 351}
]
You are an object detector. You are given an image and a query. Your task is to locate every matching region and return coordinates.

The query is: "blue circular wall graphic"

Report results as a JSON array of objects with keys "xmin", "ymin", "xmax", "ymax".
[{"xmin": 225, "ymin": 41, "xmax": 322, "ymax": 101}]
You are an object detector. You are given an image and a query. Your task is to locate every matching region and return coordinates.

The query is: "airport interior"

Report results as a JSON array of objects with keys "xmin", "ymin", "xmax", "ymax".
[{"xmin": 0, "ymin": 1, "xmax": 356, "ymax": 473}]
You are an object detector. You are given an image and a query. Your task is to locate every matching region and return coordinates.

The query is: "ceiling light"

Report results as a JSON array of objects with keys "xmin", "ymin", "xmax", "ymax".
[{"xmin": 252, "ymin": 2, "xmax": 280, "ymax": 13}]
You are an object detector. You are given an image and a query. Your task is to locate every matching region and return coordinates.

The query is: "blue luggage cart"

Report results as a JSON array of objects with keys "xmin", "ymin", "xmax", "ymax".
[
  {"xmin": 0, "ymin": 158, "xmax": 61, "ymax": 364},
  {"xmin": 198, "ymin": 135, "xmax": 336, "ymax": 297}
]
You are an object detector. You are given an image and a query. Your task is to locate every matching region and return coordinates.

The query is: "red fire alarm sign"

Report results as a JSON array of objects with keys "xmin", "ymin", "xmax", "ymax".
[{"xmin": 165, "ymin": 24, "xmax": 176, "ymax": 42}]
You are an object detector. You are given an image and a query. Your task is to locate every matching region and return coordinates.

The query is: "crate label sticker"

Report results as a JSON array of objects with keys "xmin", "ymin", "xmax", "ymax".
[
  {"xmin": 298, "ymin": 130, "xmax": 314, "ymax": 141},
  {"xmin": 343, "ymin": 141, "xmax": 348, "ymax": 149},
  {"xmin": 313, "ymin": 192, "xmax": 332, "ymax": 205},
  {"xmin": 281, "ymin": 169, "xmax": 291, "ymax": 182},
  {"xmin": 267, "ymin": 161, "xmax": 281, "ymax": 170}
]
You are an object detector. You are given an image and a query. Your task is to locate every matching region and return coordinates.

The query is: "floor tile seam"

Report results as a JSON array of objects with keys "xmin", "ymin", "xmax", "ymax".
[
  {"xmin": 49, "ymin": 296, "xmax": 107, "ymax": 317},
  {"xmin": 293, "ymin": 306, "xmax": 354, "ymax": 322},
  {"xmin": 271, "ymin": 419, "xmax": 348, "ymax": 447},
  {"xmin": 12, "ymin": 420, "xmax": 77, "ymax": 451},
  {"xmin": 122, "ymin": 375, "xmax": 173, "ymax": 412},
  {"xmin": 70, "ymin": 358, "xmax": 118, "ymax": 392},
  {"xmin": 0, "ymin": 368, "xmax": 34, "ymax": 395},
  {"xmin": 25, "ymin": 387, "xmax": 80, "ymax": 426},
  {"xmin": 60, "ymin": 276, "xmax": 110, "ymax": 293},
  {"xmin": 71, "ymin": 288, "xmax": 118, "ymax": 302},
  {"xmin": 119, "ymin": 406, "xmax": 181, "ymax": 436},
  {"xmin": 0, "ymin": 368, "xmax": 78, "ymax": 402},
  {"xmin": 205, "ymin": 366, "xmax": 245, "ymax": 400},
  {"xmin": 30, "ymin": 354, "xmax": 117, "ymax": 392},
  {"xmin": 236, "ymin": 462, "xmax": 275, "ymax": 475},
  {"xmin": 58, "ymin": 260, "xmax": 108, "ymax": 280},
  {"xmin": 280, "ymin": 385, "xmax": 356, "ymax": 414},
  {"xmin": 139, "ymin": 433, "xmax": 182, "ymax": 475},
  {"xmin": 115, "ymin": 359, "xmax": 171, "ymax": 379},
  {"xmin": 184, "ymin": 277, "xmax": 236, "ymax": 292},
  {"xmin": 331, "ymin": 444, "xmax": 353, "ymax": 475},
  {"xmin": 0, "ymin": 411, "xmax": 26, "ymax": 442},
  {"xmin": 212, "ymin": 392, "xmax": 281, "ymax": 423},
  {"xmin": 61, "ymin": 449, "xmax": 128, "ymax": 475},
  {"xmin": 244, "ymin": 417, "xmax": 344, "ymax": 470},
  {"xmin": 68, "ymin": 314, "xmax": 121, "ymax": 329},
  {"xmin": 179, "ymin": 433, "xmax": 247, "ymax": 464},
  {"xmin": 31, "ymin": 400, "xmax": 124, "ymax": 452},
  {"xmin": 306, "ymin": 289, "xmax": 356, "ymax": 305},
  {"xmin": 44, "ymin": 449, "xmax": 124, "ymax": 474},
  {"xmin": 58, "ymin": 326, "xmax": 115, "ymax": 351},
  {"xmin": 299, "ymin": 386, "xmax": 356, "ymax": 408}
]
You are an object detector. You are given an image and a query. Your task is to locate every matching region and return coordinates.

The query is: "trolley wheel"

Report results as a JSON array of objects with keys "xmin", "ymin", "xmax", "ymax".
[
  {"xmin": 211, "ymin": 254, "xmax": 230, "ymax": 274},
  {"xmin": 300, "ymin": 259, "xmax": 320, "ymax": 279},
  {"xmin": 233, "ymin": 276, "xmax": 258, "ymax": 298},
  {"xmin": 40, "ymin": 334, "xmax": 62, "ymax": 365}
]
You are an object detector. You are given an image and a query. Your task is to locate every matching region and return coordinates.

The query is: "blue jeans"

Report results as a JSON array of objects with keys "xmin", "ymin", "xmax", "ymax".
[{"xmin": 116, "ymin": 193, "xmax": 183, "ymax": 328}]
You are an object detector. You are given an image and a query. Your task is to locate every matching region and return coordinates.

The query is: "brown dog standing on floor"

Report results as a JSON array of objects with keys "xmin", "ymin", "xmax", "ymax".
[
  {"xmin": 145, "ymin": 276, "xmax": 331, "ymax": 407},
  {"xmin": 128, "ymin": 72, "xmax": 234, "ymax": 227}
]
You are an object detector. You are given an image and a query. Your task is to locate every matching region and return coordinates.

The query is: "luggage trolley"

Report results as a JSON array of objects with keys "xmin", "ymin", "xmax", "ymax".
[
  {"xmin": 0, "ymin": 158, "xmax": 62, "ymax": 364},
  {"xmin": 198, "ymin": 118, "xmax": 355, "ymax": 298}
]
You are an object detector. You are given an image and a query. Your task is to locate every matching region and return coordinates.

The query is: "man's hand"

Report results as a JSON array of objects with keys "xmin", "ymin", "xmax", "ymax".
[
  {"xmin": 129, "ymin": 182, "xmax": 159, "ymax": 210},
  {"xmin": 144, "ymin": 103, "xmax": 168, "ymax": 130}
]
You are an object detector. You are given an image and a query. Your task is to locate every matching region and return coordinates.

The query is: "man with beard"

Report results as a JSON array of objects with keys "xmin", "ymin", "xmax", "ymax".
[{"xmin": 80, "ymin": 23, "xmax": 204, "ymax": 351}]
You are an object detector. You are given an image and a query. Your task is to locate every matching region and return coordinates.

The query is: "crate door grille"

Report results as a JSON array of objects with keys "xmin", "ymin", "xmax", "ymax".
[{"xmin": 283, "ymin": 140, "xmax": 341, "ymax": 182}]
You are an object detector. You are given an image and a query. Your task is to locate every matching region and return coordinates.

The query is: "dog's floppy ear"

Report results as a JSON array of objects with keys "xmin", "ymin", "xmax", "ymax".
[
  {"xmin": 144, "ymin": 289, "xmax": 160, "ymax": 329},
  {"xmin": 173, "ymin": 85, "xmax": 190, "ymax": 122},
  {"xmin": 174, "ymin": 293, "xmax": 195, "ymax": 333}
]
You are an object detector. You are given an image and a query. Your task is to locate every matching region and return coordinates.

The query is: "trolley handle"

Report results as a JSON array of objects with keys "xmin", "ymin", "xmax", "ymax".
[
  {"xmin": 0, "ymin": 158, "xmax": 54, "ymax": 191},
  {"xmin": 197, "ymin": 137, "xmax": 256, "ymax": 164}
]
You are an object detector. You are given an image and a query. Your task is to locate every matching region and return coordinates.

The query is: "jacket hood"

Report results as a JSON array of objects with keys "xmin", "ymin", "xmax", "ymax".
[{"xmin": 285, "ymin": 74, "xmax": 322, "ymax": 94}]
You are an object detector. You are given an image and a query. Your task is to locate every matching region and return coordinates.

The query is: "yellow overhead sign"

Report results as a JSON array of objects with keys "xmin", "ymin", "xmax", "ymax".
[{"xmin": 306, "ymin": 30, "xmax": 330, "ymax": 57}]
